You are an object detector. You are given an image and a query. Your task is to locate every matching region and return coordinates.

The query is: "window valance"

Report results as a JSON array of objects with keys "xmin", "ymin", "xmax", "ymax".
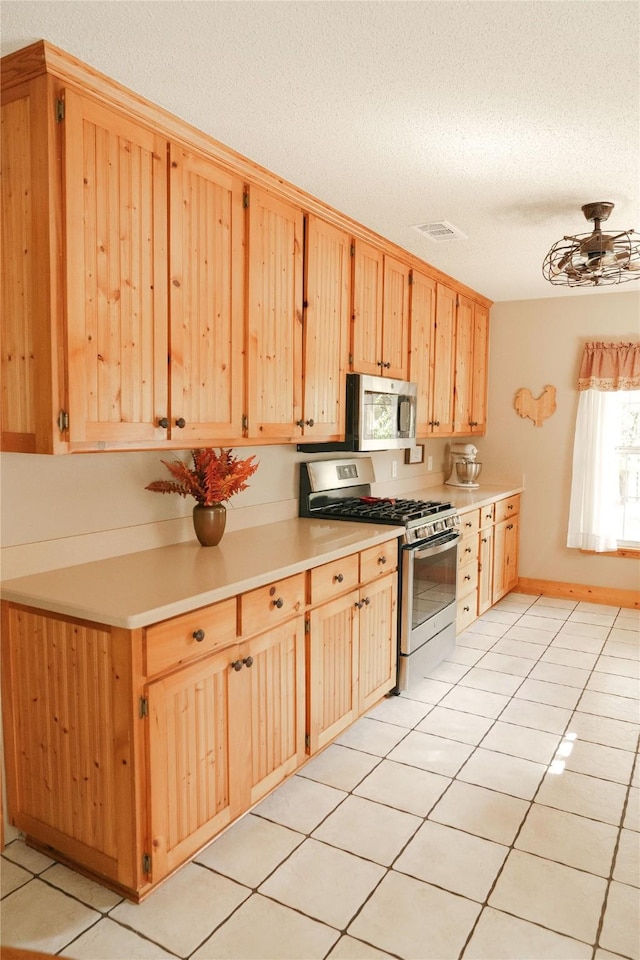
[{"xmin": 577, "ymin": 341, "xmax": 640, "ymax": 391}]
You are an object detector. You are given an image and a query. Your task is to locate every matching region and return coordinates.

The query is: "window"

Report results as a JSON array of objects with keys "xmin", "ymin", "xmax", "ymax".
[
  {"xmin": 616, "ymin": 392, "xmax": 640, "ymax": 545},
  {"xmin": 567, "ymin": 341, "xmax": 640, "ymax": 554}
]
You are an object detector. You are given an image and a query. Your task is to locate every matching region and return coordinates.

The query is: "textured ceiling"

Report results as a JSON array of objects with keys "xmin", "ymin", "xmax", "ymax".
[{"xmin": 2, "ymin": 0, "xmax": 639, "ymax": 303}]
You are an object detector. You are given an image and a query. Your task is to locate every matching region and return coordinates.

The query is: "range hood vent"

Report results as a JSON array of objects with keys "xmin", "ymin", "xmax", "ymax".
[{"xmin": 411, "ymin": 220, "xmax": 468, "ymax": 242}]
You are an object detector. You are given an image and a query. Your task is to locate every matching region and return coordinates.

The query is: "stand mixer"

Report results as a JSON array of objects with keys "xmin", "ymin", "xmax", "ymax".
[{"xmin": 446, "ymin": 442, "xmax": 483, "ymax": 488}]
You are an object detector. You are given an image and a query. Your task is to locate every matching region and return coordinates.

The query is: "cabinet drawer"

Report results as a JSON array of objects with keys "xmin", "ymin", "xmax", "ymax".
[
  {"xmin": 459, "ymin": 509, "xmax": 480, "ymax": 538},
  {"xmin": 360, "ymin": 539, "xmax": 399, "ymax": 582},
  {"xmin": 145, "ymin": 598, "xmax": 238, "ymax": 676},
  {"xmin": 495, "ymin": 495, "xmax": 520, "ymax": 523},
  {"xmin": 480, "ymin": 503, "xmax": 495, "ymax": 528},
  {"xmin": 457, "ymin": 594, "xmax": 478, "ymax": 633},
  {"xmin": 458, "ymin": 535, "xmax": 479, "ymax": 568},
  {"xmin": 239, "ymin": 573, "xmax": 305, "ymax": 637},
  {"xmin": 457, "ymin": 560, "xmax": 478, "ymax": 597},
  {"xmin": 309, "ymin": 553, "xmax": 359, "ymax": 605}
]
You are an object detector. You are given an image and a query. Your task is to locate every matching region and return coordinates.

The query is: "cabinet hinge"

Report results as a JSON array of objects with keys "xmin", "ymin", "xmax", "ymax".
[
  {"xmin": 55, "ymin": 98, "xmax": 65, "ymax": 122},
  {"xmin": 142, "ymin": 853, "xmax": 152, "ymax": 875},
  {"xmin": 242, "ymin": 414, "xmax": 249, "ymax": 431},
  {"xmin": 57, "ymin": 410, "xmax": 69, "ymax": 433},
  {"xmin": 408, "ymin": 272, "xmax": 414, "ymax": 285},
  {"xmin": 242, "ymin": 189, "xmax": 249, "ymax": 209},
  {"xmin": 348, "ymin": 353, "xmax": 354, "ymax": 367},
  {"xmin": 139, "ymin": 697, "xmax": 149, "ymax": 719},
  {"xmin": 305, "ymin": 733, "xmax": 310, "ymax": 749},
  {"xmin": 304, "ymin": 618, "xmax": 310, "ymax": 634},
  {"xmin": 350, "ymin": 243, "xmax": 355, "ymax": 257}
]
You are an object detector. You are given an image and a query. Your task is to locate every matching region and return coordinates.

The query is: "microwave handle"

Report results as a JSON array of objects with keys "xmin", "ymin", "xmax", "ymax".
[{"xmin": 398, "ymin": 397, "xmax": 411, "ymax": 433}]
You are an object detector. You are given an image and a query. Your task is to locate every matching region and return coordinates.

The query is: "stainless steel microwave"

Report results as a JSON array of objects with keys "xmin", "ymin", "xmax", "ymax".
[{"xmin": 346, "ymin": 373, "xmax": 417, "ymax": 451}]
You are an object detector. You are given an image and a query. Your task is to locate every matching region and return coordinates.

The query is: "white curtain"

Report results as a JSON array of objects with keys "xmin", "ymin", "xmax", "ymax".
[{"xmin": 567, "ymin": 390, "xmax": 620, "ymax": 551}]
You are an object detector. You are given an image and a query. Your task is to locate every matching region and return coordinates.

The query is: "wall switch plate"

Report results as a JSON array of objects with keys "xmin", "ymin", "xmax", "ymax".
[
  {"xmin": 427, "ymin": 455, "xmax": 433, "ymax": 470},
  {"xmin": 405, "ymin": 444, "xmax": 425, "ymax": 465},
  {"xmin": 391, "ymin": 460, "xmax": 398, "ymax": 479}
]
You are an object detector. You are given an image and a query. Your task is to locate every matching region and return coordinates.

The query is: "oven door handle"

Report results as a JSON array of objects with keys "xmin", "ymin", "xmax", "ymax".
[{"xmin": 409, "ymin": 532, "xmax": 460, "ymax": 560}]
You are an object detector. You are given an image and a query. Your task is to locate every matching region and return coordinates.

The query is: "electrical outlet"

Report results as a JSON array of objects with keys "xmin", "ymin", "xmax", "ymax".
[
  {"xmin": 391, "ymin": 460, "xmax": 398, "ymax": 479},
  {"xmin": 427, "ymin": 455, "xmax": 433, "ymax": 471}
]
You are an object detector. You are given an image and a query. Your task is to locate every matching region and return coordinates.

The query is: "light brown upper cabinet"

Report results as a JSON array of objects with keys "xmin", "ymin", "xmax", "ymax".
[
  {"xmin": 246, "ymin": 189, "xmax": 304, "ymax": 440},
  {"xmin": 453, "ymin": 294, "xmax": 489, "ymax": 436},
  {"xmin": 351, "ymin": 241, "xmax": 410, "ymax": 380},
  {"xmin": 1, "ymin": 42, "xmax": 492, "ymax": 453},
  {"xmin": 409, "ymin": 276, "xmax": 456, "ymax": 436},
  {"xmin": 301, "ymin": 216, "xmax": 351, "ymax": 440},
  {"xmin": 1, "ymin": 79, "xmax": 246, "ymax": 452}
]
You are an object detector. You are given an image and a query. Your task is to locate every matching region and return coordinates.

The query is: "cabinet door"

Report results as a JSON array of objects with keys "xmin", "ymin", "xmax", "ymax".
[
  {"xmin": 247, "ymin": 189, "xmax": 304, "ymax": 439},
  {"xmin": 430, "ymin": 284, "xmax": 456, "ymax": 435},
  {"xmin": 236, "ymin": 616, "xmax": 306, "ymax": 806},
  {"xmin": 382, "ymin": 256, "xmax": 410, "ymax": 379},
  {"xmin": 64, "ymin": 89, "xmax": 169, "ymax": 446},
  {"xmin": 470, "ymin": 303, "xmax": 489, "ymax": 434},
  {"xmin": 478, "ymin": 525, "xmax": 494, "ymax": 615},
  {"xmin": 492, "ymin": 515, "xmax": 519, "ymax": 604},
  {"xmin": 147, "ymin": 646, "xmax": 237, "ymax": 880},
  {"xmin": 307, "ymin": 591, "xmax": 359, "ymax": 754},
  {"xmin": 351, "ymin": 240, "xmax": 384, "ymax": 375},
  {"xmin": 452, "ymin": 293, "xmax": 474, "ymax": 434},
  {"xmin": 168, "ymin": 146, "xmax": 244, "ymax": 442},
  {"xmin": 408, "ymin": 269, "xmax": 437, "ymax": 437},
  {"xmin": 358, "ymin": 573, "xmax": 398, "ymax": 713},
  {"xmin": 302, "ymin": 216, "xmax": 351, "ymax": 439}
]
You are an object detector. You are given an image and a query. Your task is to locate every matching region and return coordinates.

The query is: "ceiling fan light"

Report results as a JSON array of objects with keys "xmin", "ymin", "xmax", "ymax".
[{"xmin": 543, "ymin": 202, "xmax": 640, "ymax": 287}]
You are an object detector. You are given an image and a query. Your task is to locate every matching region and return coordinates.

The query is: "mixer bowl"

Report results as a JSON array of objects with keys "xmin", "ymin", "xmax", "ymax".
[{"xmin": 455, "ymin": 460, "xmax": 482, "ymax": 483}]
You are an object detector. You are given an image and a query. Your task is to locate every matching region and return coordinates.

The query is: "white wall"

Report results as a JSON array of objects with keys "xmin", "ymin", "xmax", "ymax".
[{"xmin": 478, "ymin": 289, "xmax": 640, "ymax": 592}]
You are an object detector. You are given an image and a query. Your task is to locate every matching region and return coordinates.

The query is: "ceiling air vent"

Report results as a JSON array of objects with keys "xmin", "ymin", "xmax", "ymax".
[{"xmin": 411, "ymin": 220, "xmax": 468, "ymax": 242}]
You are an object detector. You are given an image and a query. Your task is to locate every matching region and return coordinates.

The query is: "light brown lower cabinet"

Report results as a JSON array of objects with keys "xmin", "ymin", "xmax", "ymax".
[
  {"xmin": 1, "ymin": 538, "xmax": 398, "ymax": 901},
  {"xmin": 455, "ymin": 494, "xmax": 521, "ymax": 632}
]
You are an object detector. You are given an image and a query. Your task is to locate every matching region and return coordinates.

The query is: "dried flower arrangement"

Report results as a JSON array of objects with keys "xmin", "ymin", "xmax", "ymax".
[{"xmin": 145, "ymin": 448, "xmax": 259, "ymax": 506}]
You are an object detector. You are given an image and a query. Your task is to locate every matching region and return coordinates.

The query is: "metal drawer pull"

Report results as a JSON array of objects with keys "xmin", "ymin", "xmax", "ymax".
[
  {"xmin": 465, "ymin": 546, "xmax": 472, "ymax": 554},
  {"xmin": 231, "ymin": 660, "xmax": 243, "ymax": 671},
  {"xmin": 464, "ymin": 574, "xmax": 471, "ymax": 581},
  {"xmin": 508, "ymin": 504, "xmax": 514, "ymax": 510},
  {"xmin": 463, "ymin": 605, "xmax": 470, "ymax": 613},
  {"xmin": 273, "ymin": 597, "xmax": 284, "ymax": 609},
  {"xmin": 192, "ymin": 629, "xmax": 205, "ymax": 642},
  {"xmin": 362, "ymin": 596, "xmax": 370, "ymax": 605},
  {"xmin": 243, "ymin": 656, "xmax": 253, "ymax": 669},
  {"xmin": 333, "ymin": 573, "xmax": 344, "ymax": 583},
  {"xmin": 158, "ymin": 417, "xmax": 169, "ymax": 429},
  {"xmin": 507, "ymin": 523, "xmax": 514, "ymax": 530},
  {"xmin": 377, "ymin": 555, "xmax": 387, "ymax": 565},
  {"xmin": 175, "ymin": 417, "xmax": 186, "ymax": 428},
  {"xmin": 465, "ymin": 521, "xmax": 473, "ymax": 528}
]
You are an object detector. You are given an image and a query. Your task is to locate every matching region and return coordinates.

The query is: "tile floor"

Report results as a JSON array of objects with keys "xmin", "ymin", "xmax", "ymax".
[{"xmin": 1, "ymin": 592, "xmax": 639, "ymax": 960}]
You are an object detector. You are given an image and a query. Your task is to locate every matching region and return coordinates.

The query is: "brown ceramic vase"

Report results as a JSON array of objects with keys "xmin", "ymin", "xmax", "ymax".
[{"xmin": 192, "ymin": 503, "xmax": 226, "ymax": 546}]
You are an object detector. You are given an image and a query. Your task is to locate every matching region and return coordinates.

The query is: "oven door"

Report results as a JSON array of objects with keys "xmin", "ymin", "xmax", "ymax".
[{"xmin": 399, "ymin": 531, "xmax": 459, "ymax": 657}]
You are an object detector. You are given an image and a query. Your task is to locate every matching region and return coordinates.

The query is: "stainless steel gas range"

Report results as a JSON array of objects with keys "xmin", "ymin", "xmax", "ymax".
[{"xmin": 299, "ymin": 458, "xmax": 461, "ymax": 691}]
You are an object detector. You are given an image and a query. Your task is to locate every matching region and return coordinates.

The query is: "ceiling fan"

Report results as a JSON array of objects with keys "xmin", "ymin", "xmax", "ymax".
[{"xmin": 542, "ymin": 202, "xmax": 640, "ymax": 287}]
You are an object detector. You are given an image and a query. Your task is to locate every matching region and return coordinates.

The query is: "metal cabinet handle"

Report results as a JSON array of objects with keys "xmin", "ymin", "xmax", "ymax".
[
  {"xmin": 465, "ymin": 521, "xmax": 473, "ymax": 528},
  {"xmin": 464, "ymin": 574, "xmax": 471, "ymax": 581},
  {"xmin": 175, "ymin": 417, "xmax": 186, "ymax": 428},
  {"xmin": 158, "ymin": 417, "xmax": 169, "ymax": 429},
  {"xmin": 354, "ymin": 600, "xmax": 363, "ymax": 609},
  {"xmin": 507, "ymin": 523, "xmax": 514, "ymax": 530},
  {"xmin": 273, "ymin": 597, "xmax": 284, "ymax": 609},
  {"xmin": 362, "ymin": 596, "xmax": 370, "ymax": 605},
  {"xmin": 333, "ymin": 573, "xmax": 344, "ymax": 583},
  {"xmin": 231, "ymin": 660, "xmax": 243, "ymax": 671},
  {"xmin": 429, "ymin": 420, "xmax": 441, "ymax": 427},
  {"xmin": 295, "ymin": 419, "xmax": 305, "ymax": 428},
  {"xmin": 193, "ymin": 629, "xmax": 205, "ymax": 642},
  {"xmin": 465, "ymin": 546, "xmax": 472, "ymax": 554},
  {"xmin": 463, "ymin": 605, "xmax": 470, "ymax": 613},
  {"xmin": 383, "ymin": 362, "xmax": 391, "ymax": 369},
  {"xmin": 243, "ymin": 656, "xmax": 253, "ymax": 669},
  {"xmin": 482, "ymin": 537, "xmax": 488, "ymax": 543},
  {"xmin": 305, "ymin": 419, "xmax": 314, "ymax": 427},
  {"xmin": 508, "ymin": 504, "xmax": 514, "ymax": 510},
  {"xmin": 377, "ymin": 555, "xmax": 387, "ymax": 565}
]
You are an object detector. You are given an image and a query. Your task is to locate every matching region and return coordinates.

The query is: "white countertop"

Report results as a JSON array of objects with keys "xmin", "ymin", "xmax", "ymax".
[
  {"xmin": 1, "ymin": 484, "xmax": 523, "ymax": 630},
  {"xmin": 0, "ymin": 519, "xmax": 403, "ymax": 629}
]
